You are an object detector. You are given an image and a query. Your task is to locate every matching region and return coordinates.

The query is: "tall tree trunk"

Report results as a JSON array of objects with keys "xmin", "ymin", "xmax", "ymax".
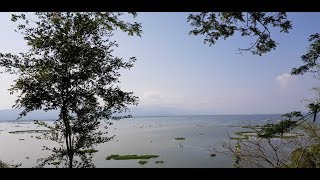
[
  {"xmin": 68, "ymin": 139, "xmax": 73, "ymax": 168},
  {"xmin": 62, "ymin": 93, "xmax": 73, "ymax": 168}
]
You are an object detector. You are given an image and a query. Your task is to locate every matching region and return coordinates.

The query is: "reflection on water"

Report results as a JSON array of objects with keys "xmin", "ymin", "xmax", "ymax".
[{"xmin": 0, "ymin": 115, "xmax": 281, "ymax": 168}]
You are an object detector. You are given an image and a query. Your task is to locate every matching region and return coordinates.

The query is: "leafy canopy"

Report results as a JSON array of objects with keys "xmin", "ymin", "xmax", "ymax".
[
  {"xmin": 188, "ymin": 12, "xmax": 292, "ymax": 56},
  {"xmin": 0, "ymin": 12, "xmax": 142, "ymax": 168}
]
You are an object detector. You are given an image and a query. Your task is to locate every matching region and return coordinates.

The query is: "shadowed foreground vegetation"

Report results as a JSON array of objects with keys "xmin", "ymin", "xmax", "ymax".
[
  {"xmin": 0, "ymin": 159, "xmax": 21, "ymax": 168},
  {"xmin": 0, "ymin": 160, "xmax": 9, "ymax": 168}
]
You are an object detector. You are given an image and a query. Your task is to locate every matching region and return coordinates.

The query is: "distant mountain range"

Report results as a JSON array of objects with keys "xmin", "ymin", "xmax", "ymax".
[
  {"xmin": 1, "ymin": 106, "xmax": 308, "ymax": 122},
  {"xmin": 0, "ymin": 109, "xmax": 59, "ymax": 122},
  {"xmin": 0, "ymin": 106, "xmax": 206, "ymax": 122}
]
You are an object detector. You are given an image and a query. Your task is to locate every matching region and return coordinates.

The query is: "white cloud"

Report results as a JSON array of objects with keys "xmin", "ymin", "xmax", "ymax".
[
  {"xmin": 141, "ymin": 91, "xmax": 182, "ymax": 105},
  {"xmin": 141, "ymin": 91, "xmax": 166, "ymax": 103},
  {"xmin": 275, "ymin": 73, "xmax": 294, "ymax": 88}
]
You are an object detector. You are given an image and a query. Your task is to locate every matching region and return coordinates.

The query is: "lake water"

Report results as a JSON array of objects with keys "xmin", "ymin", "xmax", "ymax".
[{"xmin": 0, "ymin": 114, "xmax": 283, "ymax": 168}]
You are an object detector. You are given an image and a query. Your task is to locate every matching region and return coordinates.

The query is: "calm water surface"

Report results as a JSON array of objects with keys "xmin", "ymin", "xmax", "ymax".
[{"xmin": 0, "ymin": 115, "xmax": 282, "ymax": 168}]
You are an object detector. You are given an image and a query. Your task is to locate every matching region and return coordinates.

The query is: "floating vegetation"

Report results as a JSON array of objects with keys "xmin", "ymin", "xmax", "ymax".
[
  {"xmin": 80, "ymin": 149, "xmax": 98, "ymax": 154},
  {"xmin": 230, "ymin": 131, "xmax": 257, "ymax": 140},
  {"xmin": 174, "ymin": 137, "xmax": 186, "ymax": 140},
  {"xmin": 272, "ymin": 133, "xmax": 304, "ymax": 139},
  {"xmin": 231, "ymin": 129, "xmax": 303, "ymax": 140},
  {"xmin": 9, "ymin": 130, "xmax": 52, "ymax": 134},
  {"xmin": 51, "ymin": 161, "xmax": 59, "ymax": 165},
  {"xmin": 106, "ymin": 154, "xmax": 159, "ymax": 160},
  {"xmin": 138, "ymin": 160, "xmax": 147, "ymax": 165},
  {"xmin": 155, "ymin": 161, "xmax": 164, "ymax": 164},
  {"xmin": 230, "ymin": 125, "xmax": 263, "ymax": 129},
  {"xmin": 275, "ymin": 135, "xmax": 297, "ymax": 139},
  {"xmin": 229, "ymin": 137, "xmax": 249, "ymax": 140},
  {"xmin": 210, "ymin": 154, "xmax": 216, "ymax": 157},
  {"xmin": 234, "ymin": 131, "xmax": 256, "ymax": 136}
]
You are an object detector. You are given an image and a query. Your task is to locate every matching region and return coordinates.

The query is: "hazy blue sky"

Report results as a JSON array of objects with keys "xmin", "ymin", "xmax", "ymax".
[{"xmin": 0, "ymin": 12, "xmax": 319, "ymax": 114}]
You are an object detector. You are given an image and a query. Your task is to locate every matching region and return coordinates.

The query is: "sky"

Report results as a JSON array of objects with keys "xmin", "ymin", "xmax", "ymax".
[{"xmin": 0, "ymin": 12, "xmax": 319, "ymax": 115}]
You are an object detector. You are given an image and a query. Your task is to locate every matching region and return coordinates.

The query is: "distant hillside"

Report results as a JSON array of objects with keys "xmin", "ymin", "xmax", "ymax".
[
  {"xmin": 0, "ymin": 109, "xmax": 59, "ymax": 122},
  {"xmin": 0, "ymin": 106, "xmax": 201, "ymax": 122},
  {"xmin": 1, "ymin": 107, "xmax": 311, "ymax": 122}
]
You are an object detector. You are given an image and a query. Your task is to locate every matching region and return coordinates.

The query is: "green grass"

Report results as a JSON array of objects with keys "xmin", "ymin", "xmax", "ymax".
[
  {"xmin": 80, "ymin": 149, "xmax": 98, "ymax": 154},
  {"xmin": 106, "ymin": 154, "xmax": 159, "ymax": 160},
  {"xmin": 174, "ymin": 137, "xmax": 186, "ymax": 140},
  {"xmin": 155, "ymin": 161, "xmax": 164, "ymax": 164},
  {"xmin": 138, "ymin": 160, "xmax": 147, "ymax": 165}
]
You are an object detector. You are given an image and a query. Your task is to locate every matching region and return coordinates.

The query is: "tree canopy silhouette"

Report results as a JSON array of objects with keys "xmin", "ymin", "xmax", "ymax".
[
  {"xmin": 0, "ymin": 12, "xmax": 142, "ymax": 168},
  {"xmin": 188, "ymin": 12, "xmax": 292, "ymax": 56},
  {"xmin": 188, "ymin": 12, "xmax": 319, "ymax": 126},
  {"xmin": 192, "ymin": 12, "xmax": 320, "ymax": 168}
]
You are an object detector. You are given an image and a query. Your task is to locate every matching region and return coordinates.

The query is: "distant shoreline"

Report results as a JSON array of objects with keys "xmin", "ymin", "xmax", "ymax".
[{"xmin": 0, "ymin": 113, "xmax": 286, "ymax": 122}]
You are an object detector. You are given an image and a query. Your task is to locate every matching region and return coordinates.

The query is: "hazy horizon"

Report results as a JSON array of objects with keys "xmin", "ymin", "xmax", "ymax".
[{"xmin": 0, "ymin": 107, "xmax": 304, "ymax": 122}]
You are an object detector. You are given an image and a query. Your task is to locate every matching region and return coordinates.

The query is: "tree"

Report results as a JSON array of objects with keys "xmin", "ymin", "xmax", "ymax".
[
  {"xmin": 188, "ymin": 12, "xmax": 319, "ymax": 125},
  {"xmin": 221, "ymin": 63, "xmax": 320, "ymax": 168},
  {"xmin": 189, "ymin": 12, "xmax": 320, "ymax": 167},
  {"xmin": 286, "ymin": 123, "xmax": 320, "ymax": 168},
  {"xmin": 291, "ymin": 33, "xmax": 320, "ymax": 75},
  {"xmin": 0, "ymin": 12, "xmax": 142, "ymax": 168},
  {"xmin": 188, "ymin": 12, "xmax": 320, "ymax": 77},
  {"xmin": 188, "ymin": 12, "xmax": 292, "ymax": 56},
  {"xmin": 220, "ymin": 121, "xmax": 320, "ymax": 168}
]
